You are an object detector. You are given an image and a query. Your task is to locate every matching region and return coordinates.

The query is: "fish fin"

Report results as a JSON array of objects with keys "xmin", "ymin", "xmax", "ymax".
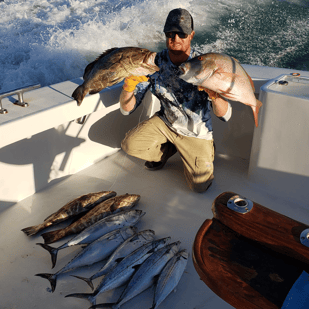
[
  {"xmin": 72, "ymin": 85, "xmax": 86, "ymax": 106},
  {"xmin": 36, "ymin": 243, "xmax": 59, "ymax": 269},
  {"xmin": 251, "ymin": 100, "xmax": 263, "ymax": 127},
  {"xmin": 83, "ymin": 48, "xmax": 119, "ymax": 80},
  {"xmin": 71, "ymin": 275, "xmax": 94, "ymax": 290},
  {"xmin": 89, "ymin": 304, "xmax": 115, "ymax": 309},
  {"xmin": 21, "ymin": 225, "xmax": 42, "ymax": 236},
  {"xmin": 41, "ymin": 229, "xmax": 63, "ymax": 244},
  {"xmin": 246, "ymin": 72, "xmax": 255, "ymax": 92},
  {"xmin": 94, "ymin": 48, "xmax": 119, "ymax": 62},
  {"xmin": 35, "ymin": 273, "xmax": 57, "ymax": 292},
  {"xmin": 65, "ymin": 292, "xmax": 96, "ymax": 306}
]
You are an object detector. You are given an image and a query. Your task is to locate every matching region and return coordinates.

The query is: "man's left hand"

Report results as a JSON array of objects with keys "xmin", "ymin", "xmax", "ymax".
[{"xmin": 197, "ymin": 86, "xmax": 219, "ymax": 101}]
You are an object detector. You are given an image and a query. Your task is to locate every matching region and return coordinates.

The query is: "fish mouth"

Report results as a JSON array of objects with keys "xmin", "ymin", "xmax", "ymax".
[{"xmin": 144, "ymin": 52, "xmax": 159, "ymax": 72}]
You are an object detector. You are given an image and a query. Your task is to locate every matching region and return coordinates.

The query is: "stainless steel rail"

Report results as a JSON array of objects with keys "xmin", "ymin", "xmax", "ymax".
[{"xmin": 0, "ymin": 84, "xmax": 41, "ymax": 114}]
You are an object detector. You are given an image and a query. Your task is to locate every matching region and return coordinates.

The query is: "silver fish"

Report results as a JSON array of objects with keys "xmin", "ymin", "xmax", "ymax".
[
  {"xmin": 73, "ymin": 229, "xmax": 156, "ymax": 289},
  {"xmin": 38, "ymin": 209, "xmax": 145, "ymax": 268},
  {"xmin": 179, "ymin": 53, "xmax": 263, "ymax": 127},
  {"xmin": 21, "ymin": 190, "xmax": 116, "ymax": 236},
  {"xmin": 65, "ymin": 237, "xmax": 171, "ymax": 306},
  {"xmin": 72, "ymin": 47, "xmax": 159, "ymax": 106},
  {"xmin": 110, "ymin": 241, "xmax": 181, "ymax": 309},
  {"xmin": 151, "ymin": 249, "xmax": 189, "ymax": 309},
  {"xmin": 41, "ymin": 193, "xmax": 140, "ymax": 244},
  {"xmin": 35, "ymin": 227, "xmax": 136, "ymax": 292}
]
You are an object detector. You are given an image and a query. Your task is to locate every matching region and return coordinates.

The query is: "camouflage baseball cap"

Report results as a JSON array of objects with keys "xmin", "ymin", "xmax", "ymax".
[{"xmin": 163, "ymin": 8, "xmax": 194, "ymax": 35}]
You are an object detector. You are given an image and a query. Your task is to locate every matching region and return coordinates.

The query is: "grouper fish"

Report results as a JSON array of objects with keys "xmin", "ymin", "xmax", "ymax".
[
  {"xmin": 41, "ymin": 193, "xmax": 140, "ymax": 244},
  {"xmin": 179, "ymin": 53, "xmax": 263, "ymax": 127},
  {"xmin": 72, "ymin": 47, "xmax": 159, "ymax": 106},
  {"xmin": 21, "ymin": 190, "xmax": 116, "ymax": 236},
  {"xmin": 35, "ymin": 226, "xmax": 137, "ymax": 292}
]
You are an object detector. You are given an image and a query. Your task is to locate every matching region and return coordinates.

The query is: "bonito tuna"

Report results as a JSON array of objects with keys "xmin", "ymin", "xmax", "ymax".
[
  {"xmin": 72, "ymin": 229, "xmax": 156, "ymax": 289},
  {"xmin": 72, "ymin": 47, "xmax": 159, "ymax": 106},
  {"xmin": 41, "ymin": 193, "xmax": 140, "ymax": 244},
  {"xmin": 151, "ymin": 249, "xmax": 188, "ymax": 309},
  {"xmin": 107, "ymin": 242, "xmax": 181, "ymax": 309},
  {"xmin": 179, "ymin": 53, "xmax": 263, "ymax": 127},
  {"xmin": 35, "ymin": 227, "xmax": 137, "ymax": 292},
  {"xmin": 65, "ymin": 237, "xmax": 171, "ymax": 306},
  {"xmin": 21, "ymin": 190, "xmax": 116, "ymax": 236}
]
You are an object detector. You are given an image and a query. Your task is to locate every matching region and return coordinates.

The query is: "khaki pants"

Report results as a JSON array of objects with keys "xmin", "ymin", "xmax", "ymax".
[{"xmin": 121, "ymin": 115, "xmax": 214, "ymax": 193}]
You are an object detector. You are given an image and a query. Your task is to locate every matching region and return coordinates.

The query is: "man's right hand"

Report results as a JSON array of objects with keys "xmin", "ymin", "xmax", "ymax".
[{"xmin": 123, "ymin": 76, "xmax": 149, "ymax": 92}]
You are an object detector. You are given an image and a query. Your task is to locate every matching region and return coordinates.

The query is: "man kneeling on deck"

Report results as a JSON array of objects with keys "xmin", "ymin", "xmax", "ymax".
[{"xmin": 119, "ymin": 8, "xmax": 232, "ymax": 193}]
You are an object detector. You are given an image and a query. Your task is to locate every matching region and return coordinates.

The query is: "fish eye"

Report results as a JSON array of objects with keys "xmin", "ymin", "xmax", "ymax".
[{"xmin": 198, "ymin": 56, "xmax": 203, "ymax": 61}]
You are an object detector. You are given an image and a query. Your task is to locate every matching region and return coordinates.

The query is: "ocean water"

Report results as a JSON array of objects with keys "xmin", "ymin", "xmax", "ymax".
[{"xmin": 0, "ymin": 0, "xmax": 308, "ymax": 93}]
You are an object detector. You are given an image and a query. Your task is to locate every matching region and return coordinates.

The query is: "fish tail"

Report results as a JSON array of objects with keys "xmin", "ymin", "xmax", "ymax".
[
  {"xmin": 41, "ymin": 229, "xmax": 63, "ymax": 244},
  {"xmin": 65, "ymin": 292, "xmax": 96, "ymax": 305},
  {"xmin": 72, "ymin": 85, "xmax": 85, "ymax": 106},
  {"xmin": 21, "ymin": 224, "xmax": 43, "ymax": 236},
  {"xmin": 35, "ymin": 273, "xmax": 57, "ymax": 292},
  {"xmin": 36, "ymin": 243, "xmax": 59, "ymax": 268},
  {"xmin": 71, "ymin": 275, "xmax": 94, "ymax": 290}
]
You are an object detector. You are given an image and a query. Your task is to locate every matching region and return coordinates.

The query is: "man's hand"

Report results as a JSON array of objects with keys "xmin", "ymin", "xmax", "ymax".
[
  {"xmin": 197, "ymin": 86, "xmax": 219, "ymax": 101},
  {"xmin": 198, "ymin": 86, "xmax": 229, "ymax": 118},
  {"xmin": 123, "ymin": 76, "xmax": 149, "ymax": 92}
]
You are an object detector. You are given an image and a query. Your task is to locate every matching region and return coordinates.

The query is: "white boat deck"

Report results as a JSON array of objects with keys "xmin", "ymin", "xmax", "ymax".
[{"xmin": 1, "ymin": 149, "xmax": 309, "ymax": 309}]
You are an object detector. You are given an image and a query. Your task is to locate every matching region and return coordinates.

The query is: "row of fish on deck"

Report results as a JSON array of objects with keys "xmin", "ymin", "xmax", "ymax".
[
  {"xmin": 72, "ymin": 47, "xmax": 262, "ymax": 127},
  {"xmin": 21, "ymin": 191, "xmax": 188, "ymax": 309}
]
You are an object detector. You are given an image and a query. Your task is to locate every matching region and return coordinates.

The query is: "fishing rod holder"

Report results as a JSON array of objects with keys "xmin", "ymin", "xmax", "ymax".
[
  {"xmin": 0, "ymin": 84, "xmax": 41, "ymax": 114},
  {"xmin": 227, "ymin": 195, "xmax": 253, "ymax": 214}
]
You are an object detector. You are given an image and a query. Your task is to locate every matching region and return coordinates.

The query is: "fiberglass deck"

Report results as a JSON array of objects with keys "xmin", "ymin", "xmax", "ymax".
[{"xmin": 1, "ymin": 150, "xmax": 308, "ymax": 309}]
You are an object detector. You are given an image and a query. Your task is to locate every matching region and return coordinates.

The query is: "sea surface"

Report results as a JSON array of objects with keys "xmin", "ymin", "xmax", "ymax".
[{"xmin": 0, "ymin": 0, "xmax": 308, "ymax": 93}]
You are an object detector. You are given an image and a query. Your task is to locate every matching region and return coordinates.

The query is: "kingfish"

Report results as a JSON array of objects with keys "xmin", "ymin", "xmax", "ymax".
[
  {"xmin": 72, "ymin": 229, "xmax": 156, "ymax": 289},
  {"xmin": 72, "ymin": 47, "xmax": 159, "ymax": 106},
  {"xmin": 21, "ymin": 191, "xmax": 116, "ymax": 236},
  {"xmin": 35, "ymin": 227, "xmax": 137, "ymax": 292},
  {"xmin": 65, "ymin": 237, "xmax": 171, "ymax": 306},
  {"xmin": 151, "ymin": 249, "xmax": 188, "ymax": 309},
  {"xmin": 41, "ymin": 193, "xmax": 140, "ymax": 244},
  {"xmin": 179, "ymin": 53, "xmax": 263, "ymax": 127},
  {"xmin": 38, "ymin": 209, "xmax": 145, "ymax": 268}
]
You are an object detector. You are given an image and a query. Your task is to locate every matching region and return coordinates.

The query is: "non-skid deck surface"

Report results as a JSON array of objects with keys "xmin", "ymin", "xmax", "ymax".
[{"xmin": 1, "ymin": 151, "xmax": 308, "ymax": 309}]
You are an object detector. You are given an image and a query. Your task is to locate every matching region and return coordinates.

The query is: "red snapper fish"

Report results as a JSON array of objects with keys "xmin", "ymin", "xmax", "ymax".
[
  {"xmin": 72, "ymin": 47, "xmax": 159, "ymax": 106},
  {"xmin": 179, "ymin": 53, "xmax": 262, "ymax": 127}
]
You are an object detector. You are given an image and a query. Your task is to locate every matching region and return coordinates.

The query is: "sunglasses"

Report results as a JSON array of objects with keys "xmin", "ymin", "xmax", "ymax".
[{"xmin": 165, "ymin": 32, "xmax": 189, "ymax": 39}]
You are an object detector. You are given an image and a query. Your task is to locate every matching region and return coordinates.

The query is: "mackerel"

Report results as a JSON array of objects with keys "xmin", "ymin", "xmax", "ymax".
[
  {"xmin": 151, "ymin": 249, "xmax": 189, "ymax": 309},
  {"xmin": 73, "ymin": 229, "xmax": 156, "ymax": 289},
  {"xmin": 41, "ymin": 193, "xmax": 140, "ymax": 244},
  {"xmin": 35, "ymin": 227, "xmax": 136, "ymax": 292},
  {"xmin": 21, "ymin": 190, "xmax": 116, "ymax": 236},
  {"xmin": 65, "ymin": 237, "xmax": 171, "ymax": 306},
  {"xmin": 110, "ymin": 241, "xmax": 180, "ymax": 309},
  {"xmin": 37, "ymin": 209, "xmax": 145, "ymax": 268}
]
